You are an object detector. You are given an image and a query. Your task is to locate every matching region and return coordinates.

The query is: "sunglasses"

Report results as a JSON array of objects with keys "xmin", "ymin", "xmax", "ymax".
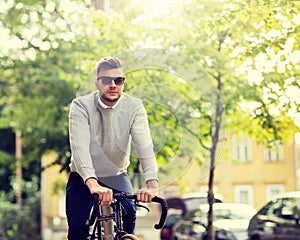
[{"xmin": 97, "ymin": 76, "xmax": 125, "ymax": 86}]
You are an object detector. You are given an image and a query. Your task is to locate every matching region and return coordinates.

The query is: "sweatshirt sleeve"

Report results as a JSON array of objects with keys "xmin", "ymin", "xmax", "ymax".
[
  {"xmin": 130, "ymin": 104, "xmax": 158, "ymax": 182},
  {"xmin": 69, "ymin": 99, "xmax": 97, "ymax": 182}
]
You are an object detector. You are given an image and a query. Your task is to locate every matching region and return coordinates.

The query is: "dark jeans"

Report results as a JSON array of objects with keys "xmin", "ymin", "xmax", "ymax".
[{"xmin": 66, "ymin": 172, "xmax": 136, "ymax": 240}]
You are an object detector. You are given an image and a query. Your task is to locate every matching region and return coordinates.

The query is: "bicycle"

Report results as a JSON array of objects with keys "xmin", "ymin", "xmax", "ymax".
[{"xmin": 87, "ymin": 192, "xmax": 168, "ymax": 240}]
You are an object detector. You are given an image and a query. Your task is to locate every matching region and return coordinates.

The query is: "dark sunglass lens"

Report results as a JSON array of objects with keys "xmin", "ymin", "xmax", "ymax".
[
  {"xmin": 114, "ymin": 77, "xmax": 125, "ymax": 85},
  {"xmin": 101, "ymin": 77, "xmax": 113, "ymax": 85}
]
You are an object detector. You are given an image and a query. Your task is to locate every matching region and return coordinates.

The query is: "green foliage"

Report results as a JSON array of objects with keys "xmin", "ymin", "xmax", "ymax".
[
  {"xmin": 0, "ymin": 178, "xmax": 41, "ymax": 240},
  {"xmin": 0, "ymin": 0, "xmax": 299, "ymax": 208}
]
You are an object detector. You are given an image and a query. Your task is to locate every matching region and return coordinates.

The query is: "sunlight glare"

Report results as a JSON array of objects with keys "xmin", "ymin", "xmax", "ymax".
[
  {"xmin": 59, "ymin": 0, "xmax": 80, "ymax": 13},
  {"xmin": 152, "ymin": 0, "xmax": 170, "ymax": 9},
  {"xmin": 0, "ymin": 0, "xmax": 14, "ymax": 14},
  {"xmin": 146, "ymin": 0, "xmax": 172, "ymax": 14},
  {"xmin": 239, "ymin": 100, "xmax": 262, "ymax": 113}
]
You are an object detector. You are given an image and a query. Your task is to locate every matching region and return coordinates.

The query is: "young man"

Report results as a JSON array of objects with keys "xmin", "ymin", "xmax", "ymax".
[{"xmin": 66, "ymin": 57, "xmax": 159, "ymax": 239}]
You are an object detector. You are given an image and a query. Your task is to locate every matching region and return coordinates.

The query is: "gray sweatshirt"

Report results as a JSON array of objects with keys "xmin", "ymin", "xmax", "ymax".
[{"xmin": 68, "ymin": 91, "xmax": 158, "ymax": 183}]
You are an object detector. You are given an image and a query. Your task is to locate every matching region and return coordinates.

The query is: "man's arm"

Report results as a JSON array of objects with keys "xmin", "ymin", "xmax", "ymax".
[
  {"xmin": 69, "ymin": 99, "xmax": 97, "ymax": 181},
  {"xmin": 130, "ymin": 105, "xmax": 159, "ymax": 179},
  {"xmin": 131, "ymin": 104, "xmax": 159, "ymax": 202}
]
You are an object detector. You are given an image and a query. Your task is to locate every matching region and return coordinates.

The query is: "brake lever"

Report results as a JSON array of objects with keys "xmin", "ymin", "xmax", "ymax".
[{"xmin": 135, "ymin": 201, "xmax": 150, "ymax": 212}]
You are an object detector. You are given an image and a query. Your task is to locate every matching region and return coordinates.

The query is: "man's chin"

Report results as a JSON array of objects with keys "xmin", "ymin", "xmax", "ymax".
[{"xmin": 101, "ymin": 96, "xmax": 119, "ymax": 103}]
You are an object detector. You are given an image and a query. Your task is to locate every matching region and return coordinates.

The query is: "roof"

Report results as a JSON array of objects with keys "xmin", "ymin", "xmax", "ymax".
[
  {"xmin": 275, "ymin": 191, "xmax": 300, "ymax": 199},
  {"xmin": 199, "ymin": 202, "xmax": 256, "ymax": 211},
  {"xmin": 178, "ymin": 192, "xmax": 224, "ymax": 201}
]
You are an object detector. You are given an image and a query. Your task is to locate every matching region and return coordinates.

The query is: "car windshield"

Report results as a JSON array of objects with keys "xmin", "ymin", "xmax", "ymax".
[
  {"xmin": 195, "ymin": 204, "xmax": 256, "ymax": 222},
  {"xmin": 214, "ymin": 207, "xmax": 255, "ymax": 220},
  {"xmin": 184, "ymin": 198, "xmax": 209, "ymax": 211},
  {"xmin": 184, "ymin": 197, "xmax": 222, "ymax": 212}
]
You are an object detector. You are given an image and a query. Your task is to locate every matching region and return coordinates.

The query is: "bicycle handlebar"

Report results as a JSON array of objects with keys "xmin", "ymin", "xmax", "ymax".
[
  {"xmin": 150, "ymin": 196, "xmax": 168, "ymax": 229},
  {"xmin": 89, "ymin": 192, "xmax": 168, "ymax": 230},
  {"xmin": 113, "ymin": 192, "xmax": 168, "ymax": 229}
]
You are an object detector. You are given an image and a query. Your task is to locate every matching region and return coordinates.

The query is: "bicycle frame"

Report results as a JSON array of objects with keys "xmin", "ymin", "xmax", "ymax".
[{"xmin": 87, "ymin": 192, "xmax": 168, "ymax": 240}]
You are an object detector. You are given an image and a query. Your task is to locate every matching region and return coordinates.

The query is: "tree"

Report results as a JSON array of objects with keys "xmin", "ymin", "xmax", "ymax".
[
  {"xmin": 232, "ymin": 0, "xmax": 300, "ymax": 142},
  {"xmin": 1, "ymin": 1, "xmax": 300, "ymax": 239},
  {"xmin": 173, "ymin": 1, "xmax": 300, "ymax": 238},
  {"xmin": 0, "ymin": 0, "xmax": 84, "ymax": 235}
]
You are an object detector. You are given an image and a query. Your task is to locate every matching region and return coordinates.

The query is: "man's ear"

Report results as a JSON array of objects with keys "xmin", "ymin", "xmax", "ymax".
[{"xmin": 95, "ymin": 80, "xmax": 100, "ymax": 90}]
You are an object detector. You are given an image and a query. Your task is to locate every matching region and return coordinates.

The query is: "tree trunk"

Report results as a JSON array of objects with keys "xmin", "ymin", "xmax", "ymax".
[
  {"xmin": 206, "ymin": 69, "xmax": 224, "ymax": 239},
  {"xmin": 207, "ymin": 164, "xmax": 215, "ymax": 240}
]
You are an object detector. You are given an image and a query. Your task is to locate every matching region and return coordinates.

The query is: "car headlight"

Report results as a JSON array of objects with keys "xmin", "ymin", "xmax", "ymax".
[{"xmin": 215, "ymin": 229, "xmax": 237, "ymax": 240}]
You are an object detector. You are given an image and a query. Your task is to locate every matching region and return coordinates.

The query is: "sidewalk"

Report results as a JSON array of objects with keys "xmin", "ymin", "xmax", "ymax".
[{"xmin": 134, "ymin": 203, "xmax": 161, "ymax": 240}]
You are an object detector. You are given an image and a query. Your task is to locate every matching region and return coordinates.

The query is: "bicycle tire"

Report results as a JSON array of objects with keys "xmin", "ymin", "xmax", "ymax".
[{"xmin": 120, "ymin": 233, "xmax": 139, "ymax": 240}]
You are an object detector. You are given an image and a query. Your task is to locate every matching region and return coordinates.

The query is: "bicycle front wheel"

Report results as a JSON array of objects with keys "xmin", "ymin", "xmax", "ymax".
[{"xmin": 120, "ymin": 233, "xmax": 139, "ymax": 240}]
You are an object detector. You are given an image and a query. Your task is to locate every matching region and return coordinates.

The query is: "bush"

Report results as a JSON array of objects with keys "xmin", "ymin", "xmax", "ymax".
[{"xmin": 0, "ymin": 179, "xmax": 41, "ymax": 240}]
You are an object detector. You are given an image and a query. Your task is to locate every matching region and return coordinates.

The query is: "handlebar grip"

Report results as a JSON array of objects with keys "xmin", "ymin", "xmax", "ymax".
[
  {"xmin": 151, "ymin": 196, "xmax": 168, "ymax": 229},
  {"xmin": 92, "ymin": 193, "xmax": 99, "ymax": 202}
]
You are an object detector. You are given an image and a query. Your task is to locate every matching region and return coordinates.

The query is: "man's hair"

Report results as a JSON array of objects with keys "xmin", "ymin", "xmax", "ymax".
[{"xmin": 96, "ymin": 57, "xmax": 122, "ymax": 76}]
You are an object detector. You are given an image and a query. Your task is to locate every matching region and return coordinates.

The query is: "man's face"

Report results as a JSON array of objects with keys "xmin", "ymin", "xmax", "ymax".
[{"xmin": 95, "ymin": 68, "xmax": 124, "ymax": 106}]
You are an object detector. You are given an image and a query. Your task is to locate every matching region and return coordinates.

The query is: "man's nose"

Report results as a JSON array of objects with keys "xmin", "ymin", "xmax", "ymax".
[{"xmin": 109, "ymin": 80, "xmax": 117, "ymax": 87}]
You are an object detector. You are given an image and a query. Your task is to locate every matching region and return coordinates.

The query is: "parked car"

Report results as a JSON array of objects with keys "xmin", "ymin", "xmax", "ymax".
[
  {"xmin": 160, "ymin": 210, "xmax": 182, "ymax": 240},
  {"xmin": 166, "ymin": 192, "xmax": 224, "ymax": 217},
  {"xmin": 160, "ymin": 192, "xmax": 224, "ymax": 240},
  {"xmin": 173, "ymin": 203, "xmax": 257, "ymax": 240},
  {"xmin": 248, "ymin": 191, "xmax": 300, "ymax": 240}
]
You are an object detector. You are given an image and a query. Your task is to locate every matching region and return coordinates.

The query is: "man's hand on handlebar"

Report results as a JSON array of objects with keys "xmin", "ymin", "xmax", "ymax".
[
  {"xmin": 136, "ymin": 179, "xmax": 158, "ymax": 203},
  {"xmin": 86, "ymin": 177, "xmax": 113, "ymax": 206}
]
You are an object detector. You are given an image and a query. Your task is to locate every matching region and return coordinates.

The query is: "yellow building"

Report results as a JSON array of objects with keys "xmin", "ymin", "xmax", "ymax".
[
  {"xmin": 213, "ymin": 134, "xmax": 299, "ymax": 209},
  {"xmin": 163, "ymin": 133, "xmax": 300, "ymax": 210},
  {"xmin": 41, "ymin": 152, "xmax": 68, "ymax": 240}
]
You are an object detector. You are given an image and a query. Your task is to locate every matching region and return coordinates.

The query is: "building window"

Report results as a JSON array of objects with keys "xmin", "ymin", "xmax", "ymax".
[
  {"xmin": 266, "ymin": 184, "xmax": 285, "ymax": 202},
  {"xmin": 233, "ymin": 134, "xmax": 252, "ymax": 162},
  {"xmin": 234, "ymin": 185, "xmax": 254, "ymax": 206},
  {"xmin": 264, "ymin": 144, "xmax": 283, "ymax": 162}
]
